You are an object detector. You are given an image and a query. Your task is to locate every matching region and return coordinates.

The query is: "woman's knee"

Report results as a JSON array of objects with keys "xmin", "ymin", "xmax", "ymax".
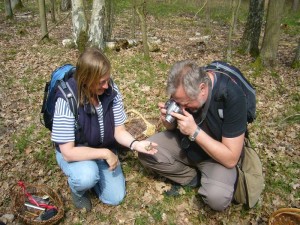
[
  {"xmin": 100, "ymin": 189, "xmax": 126, "ymax": 206},
  {"xmin": 69, "ymin": 169, "xmax": 100, "ymax": 192}
]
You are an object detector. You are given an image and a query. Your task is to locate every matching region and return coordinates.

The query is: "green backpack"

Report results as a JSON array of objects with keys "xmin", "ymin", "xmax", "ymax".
[{"xmin": 234, "ymin": 139, "xmax": 264, "ymax": 208}]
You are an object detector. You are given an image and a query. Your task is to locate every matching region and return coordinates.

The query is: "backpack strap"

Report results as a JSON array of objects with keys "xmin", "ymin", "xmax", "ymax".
[
  {"xmin": 197, "ymin": 80, "xmax": 212, "ymax": 126},
  {"xmin": 211, "ymin": 72, "xmax": 229, "ymax": 120},
  {"xmin": 57, "ymin": 80, "xmax": 78, "ymax": 124}
]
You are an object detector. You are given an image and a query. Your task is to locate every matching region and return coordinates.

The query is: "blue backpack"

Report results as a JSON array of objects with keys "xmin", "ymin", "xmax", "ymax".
[
  {"xmin": 41, "ymin": 64, "xmax": 78, "ymax": 131},
  {"xmin": 205, "ymin": 61, "xmax": 256, "ymax": 123}
]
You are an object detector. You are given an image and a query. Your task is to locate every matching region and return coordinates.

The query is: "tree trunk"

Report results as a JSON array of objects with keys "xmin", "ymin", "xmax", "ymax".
[
  {"xmin": 292, "ymin": 39, "xmax": 300, "ymax": 68},
  {"xmin": 104, "ymin": 0, "xmax": 114, "ymax": 42},
  {"xmin": 11, "ymin": 0, "xmax": 23, "ymax": 10},
  {"xmin": 233, "ymin": 0, "xmax": 241, "ymax": 34},
  {"xmin": 88, "ymin": 0, "xmax": 105, "ymax": 49},
  {"xmin": 136, "ymin": 1, "xmax": 150, "ymax": 59},
  {"xmin": 260, "ymin": 0, "xmax": 286, "ymax": 67},
  {"xmin": 5, "ymin": 0, "xmax": 13, "ymax": 19},
  {"xmin": 205, "ymin": 0, "xmax": 210, "ymax": 29},
  {"xmin": 131, "ymin": 0, "xmax": 138, "ymax": 39},
  {"xmin": 292, "ymin": 0, "xmax": 299, "ymax": 11},
  {"xmin": 226, "ymin": 0, "xmax": 240, "ymax": 62},
  {"xmin": 71, "ymin": 0, "xmax": 88, "ymax": 52},
  {"xmin": 38, "ymin": 0, "xmax": 49, "ymax": 39},
  {"xmin": 61, "ymin": 0, "xmax": 71, "ymax": 12},
  {"xmin": 50, "ymin": 0, "xmax": 56, "ymax": 23},
  {"xmin": 240, "ymin": 0, "xmax": 264, "ymax": 57}
]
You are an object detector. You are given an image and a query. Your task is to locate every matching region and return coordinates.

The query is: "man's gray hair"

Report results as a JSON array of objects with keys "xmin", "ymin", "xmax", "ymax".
[{"xmin": 166, "ymin": 60, "xmax": 211, "ymax": 99}]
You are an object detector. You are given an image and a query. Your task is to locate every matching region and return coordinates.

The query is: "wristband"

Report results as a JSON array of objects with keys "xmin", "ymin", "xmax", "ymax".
[
  {"xmin": 189, "ymin": 126, "xmax": 200, "ymax": 141},
  {"xmin": 129, "ymin": 140, "xmax": 138, "ymax": 151}
]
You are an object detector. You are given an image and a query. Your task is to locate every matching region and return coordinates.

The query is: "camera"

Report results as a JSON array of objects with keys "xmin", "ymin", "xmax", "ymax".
[{"xmin": 164, "ymin": 99, "xmax": 183, "ymax": 123}]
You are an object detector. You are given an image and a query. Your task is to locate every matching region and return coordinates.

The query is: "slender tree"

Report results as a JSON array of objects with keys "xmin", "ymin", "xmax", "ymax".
[
  {"xmin": 292, "ymin": 39, "xmax": 300, "ymax": 68},
  {"xmin": 71, "ymin": 0, "xmax": 88, "ymax": 51},
  {"xmin": 5, "ymin": 0, "xmax": 13, "ymax": 19},
  {"xmin": 260, "ymin": 0, "xmax": 286, "ymax": 67},
  {"xmin": 50, "ymin": 0, "xmax": 56, "ymax": 23},
  {"xmin": 292, "ymin": 0, "xmax": 299, "ymax": 11},
  {"xmin": 240, "ymin": 0, "xmax": 264, "ymax": 57},
  {"xmin": 226, "ymin": 0, "xmax": 241, "ymax": 62},
  {"xmin": 88, "ymin": 0, "xmax": 105, "ymax": 49},
  {"xmin": 11, "ymin": 0, "xmax": 23, "ymax": 10},
  {"xmin": 205, "ymin": 0, "xmax": 210, "ymax": 29},
  {"xmin": 38, "ymin": 0, "xmax": 49, "ymax": 39},
  {"xmin": 104, "ymin": 0, "xmax": 114, "ymax": 42},
  {"xmin": 233, "ymin": 0, "xmax": 241, "ymax": 34},
  {"xmin": 131, "ymin": 0, "xmax": 138, "ymax": 39},
  {"xmin": 61, "ymin": 0, "xmax": 71, "ymax": 12},
  {"xmin": 136, "ymin": 0, "xmax": 150, "ymax": 59}
]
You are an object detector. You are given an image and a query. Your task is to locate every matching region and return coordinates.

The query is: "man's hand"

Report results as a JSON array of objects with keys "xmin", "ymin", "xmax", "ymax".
[
  {"xmin": 171, "ymin": 108, "xmax": 197, "ymax": 137},
  {"xmin": 158, "ymin": 102, "xmax": 177, "ymax": 130}
]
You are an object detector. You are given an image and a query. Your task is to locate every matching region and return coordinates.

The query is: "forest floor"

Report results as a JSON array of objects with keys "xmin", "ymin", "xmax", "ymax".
[{"xmin": 0, "ymin": 4, "xmax": 299, "ymax": 225}]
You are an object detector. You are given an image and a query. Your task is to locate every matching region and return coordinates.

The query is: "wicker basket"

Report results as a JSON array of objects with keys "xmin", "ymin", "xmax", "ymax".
[
  {"xmin": 13, "ymin": 184, "xmax": 64, "ymax": 225},
  {"xmin": 125, "ymin": 109, "xmax": 162, "ymax": 141},
  {"xmin": 269, "ymin": 208, "xmax": 300, "ymax": 225}
]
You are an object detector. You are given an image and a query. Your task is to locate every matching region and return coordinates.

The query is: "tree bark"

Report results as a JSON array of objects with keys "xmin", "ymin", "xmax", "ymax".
[
  {"xmin": 38, "ymin": 0, "xmax": 49, "ymax": 39},
  {"xmin": 104, "ymin": 0, "xmax": 114, "ymax": 42},
  {"xmin": 226, "ymin": 0, "xmax": 240, "ymax": 62},
  {"xmin": 233, "ymin": 0, "xmax": 241, "ymax": 34},
  {"xmin": 50, "ymin": 0, "xmax": 56, "ymax": 23},
  {"xmin": 240, "ymin": 0, "xmax": 264, "ymax": 57},
  {"xmin": 260, "ymin": 0, "xmax": 285, "ymax": 67},
  {"xmin": 71, "ymin": 0, "xmax": 88, "ymax": 52},
  {"xmin": 88, "ymin": 0, "xmax": 105, "ymax": 49},
  {"xmin": 131, "ymin": 0, "xmax": 138, "ymax": 39},
  {"xmin": 205, "ymin": 0, "xmax": 210, "ymax": 28},
  {"xmin": 292, "ymin": 39, "xmax": 300, "ymax": 68},
  {"xmin": 292, "ymin": 0, "xmax": 299, "ymax": 11},
  {"xmin": 5, "ymin": 0, "xmax": 13, "ymax": 19},
  {"xmin": 61, "ymin": 0, "xmax": 71, "ymax": 12},
  {"xmin": 11, "ymin": 0, "xmax": 23, "ymax": 10},
  {"xmin": 136, "ymin": 1, "xmax": 150, "ymax": 59}
]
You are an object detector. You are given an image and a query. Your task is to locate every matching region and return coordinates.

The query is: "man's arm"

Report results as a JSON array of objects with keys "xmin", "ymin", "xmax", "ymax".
[
  {"xmin": 173, "ymin": 108, "xmax": 244, "ymax": 168},
  {"xmin": 194, "ymin": 131, "xmax": 244, "ymax": 168}
]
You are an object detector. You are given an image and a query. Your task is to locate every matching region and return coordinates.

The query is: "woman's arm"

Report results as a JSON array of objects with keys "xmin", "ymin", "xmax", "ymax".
[
  {"xmin": 59, "ymin": 142, "xmax": 119, "ymax": 170},
  {"xmin": 114, "ymin": 125, "xmax": 158, "ymax": 154}
]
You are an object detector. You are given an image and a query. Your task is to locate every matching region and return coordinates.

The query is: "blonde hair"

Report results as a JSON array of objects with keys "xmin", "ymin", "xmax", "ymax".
[{"xmin": 75, "ymin": 48, "xmax": 111, "ymax": 105}]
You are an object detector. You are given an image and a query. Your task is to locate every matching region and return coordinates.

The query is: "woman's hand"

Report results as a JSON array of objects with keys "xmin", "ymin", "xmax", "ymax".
[
  {"xmin": 105, "ymin": 150, "xmax": 119, "ymax": 171},
  {"xmin": 132, "ymin": 140, "xmax": 158, "ymax": 155}
]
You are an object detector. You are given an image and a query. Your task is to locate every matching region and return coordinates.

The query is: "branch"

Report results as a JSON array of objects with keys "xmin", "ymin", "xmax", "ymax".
[
  {"xmin": 39, "ymin": 12, "xmax": 71, "ymax": 42},
  {"xmin": 194, "ymin": 0, "xmax": 208, "ymax": 19},
  {"xmin": 279, "ymin": 114, "xmax": 300, "ymax": 124}
]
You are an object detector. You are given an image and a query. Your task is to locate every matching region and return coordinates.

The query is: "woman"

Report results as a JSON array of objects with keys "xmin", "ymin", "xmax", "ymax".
[{"xmin": 51, "ymin": 48, "xmax": 157, "ymax": 211}]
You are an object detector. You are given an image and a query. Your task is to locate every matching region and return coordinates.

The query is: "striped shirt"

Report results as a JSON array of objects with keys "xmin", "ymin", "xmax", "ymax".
[{"xmin": 51, "ymin": 82, "xmax": 126, "ymax": 144}]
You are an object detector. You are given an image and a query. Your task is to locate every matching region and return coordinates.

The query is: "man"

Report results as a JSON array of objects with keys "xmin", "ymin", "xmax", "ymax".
[{"xmin": 138, "ymin": 60, "xmax": 247, "ymax": 211}]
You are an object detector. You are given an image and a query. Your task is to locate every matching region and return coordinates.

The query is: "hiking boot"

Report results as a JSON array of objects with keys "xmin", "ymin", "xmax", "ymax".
[
  {"xmin": 164, "ymin": 174, "xmax": 200, "ymax": 197},
  {"xmin": 164, "ymin": 184, "xmax": 181, "ymax": 196},
  {"xmin": 71, "ymin": 191, "xmax": 92, "ymax": 211}
]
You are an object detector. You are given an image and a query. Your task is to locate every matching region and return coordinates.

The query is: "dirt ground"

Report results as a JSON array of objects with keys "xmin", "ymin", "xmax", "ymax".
[{"xmin": 0, "ymin": 5, "xmax": 299, "ymax": 225}]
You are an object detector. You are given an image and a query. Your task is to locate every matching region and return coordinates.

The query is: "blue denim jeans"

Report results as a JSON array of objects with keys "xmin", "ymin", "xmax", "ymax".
[{"xmin": 56, "ymin": 150, "xmax": 126, "ymax": 205}]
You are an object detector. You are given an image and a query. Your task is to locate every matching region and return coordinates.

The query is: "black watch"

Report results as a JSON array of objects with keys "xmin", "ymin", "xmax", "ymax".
[{"xmin": 189, "ymin": 126, "xmax": 200, "ymax": 141}]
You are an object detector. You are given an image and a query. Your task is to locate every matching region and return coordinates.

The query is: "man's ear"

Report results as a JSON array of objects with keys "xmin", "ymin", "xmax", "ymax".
[{"xmin": 199, "ymin": 83, "xmax": 206, "ymax": 95}]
